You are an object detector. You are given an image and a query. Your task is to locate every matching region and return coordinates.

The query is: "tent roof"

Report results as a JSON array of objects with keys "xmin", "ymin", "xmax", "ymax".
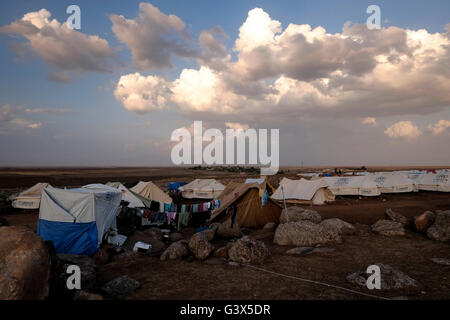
[
  {"xmin": 271, "ymin": 178, "xmax": 329, "ymax": 201},
  {"xmin": 106, "ymin": 182, "xmax": 145, "ymax": 208},
  {"xmin": 16, "ymin": 182, "xmax": 50, "ymax": 198},
  {"xmin": 179, "ymin": 179, "xmax": 225, "ymax": 192},
  {"xmin": 130, "ymin": 181, "xmax": 172, "ymax": 204}
]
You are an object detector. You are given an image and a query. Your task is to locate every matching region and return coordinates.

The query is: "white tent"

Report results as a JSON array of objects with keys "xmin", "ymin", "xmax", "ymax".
[
  {"xmin": 10, "ymin": 182, "xmax": 50, "ymax": 209},
  {"xmin": 417, "ymin": 173, "xmax": 450, "ymax": 192},
  {"xmin": 358, "ymin": 177, "xmax": 381, "ymax": 196},
  {"xmin": 271, "ymin": 178, "xmax": 335, "ymax": 205},
  {"xmin": 106, "ymin": 182, "xmax": 145, "ymax": 208},
  {"xmin": 369, "ymin": 174, "xmax": 415, "ymax": 193},
  {"xmin": 179, "ymin": 179, "xmax": 226, "ymax": 199},
  {"xmin": 323, "ymin": 176, "xmax": 362, "ymax": 196},
  {"xmin": 130, "ymin": 181, "xmax": 172, "ymax": 203},
  {"xmin": 38, "ymin": 184, "xmax": 122, "ymax": 255}
]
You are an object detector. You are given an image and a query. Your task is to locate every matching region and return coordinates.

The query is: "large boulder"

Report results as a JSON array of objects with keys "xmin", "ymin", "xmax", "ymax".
[
  {"xmin": 280, "ymin": 207, "xmax": 321, "ymax": 224},
  {"xmin": 188, "ymin": 232, "xmax": 214, "ymax": 260},
  {"xmin": 414, "ymin": 211, "xmax": 435, "ymax": 233},
  {"xmin": 213, "ymin": 245, "xmax": 232, "ymax": 259},
  {"xmin": 263, "ymin": 222, "xmax": 277, "ymax": 231},
  {"xmin": 385, "ymin": 208, "xmax": 408, "ymax": 226},
  {"xmin": 346, "ymin": 263, "xmax": 419, "ymax": 290},
  {"xmin": 274, "ymin": 221, "xmax": 341, "ymax": 246},
  {"xmin": 320, "ymin": 218, "xmax": 356, "ymax": 236},
  {"xmin": 216, "ymin": 218, "xmax": 241, "ymax": 239},
  {"xmin": 160, "ymin": 240, "xmax": 189, "ymax": 261},
  {"xmin": 143, "ymin": 227, "xmax": 162, "ymax": 240},
  {"xmin": 0, "ymin": 226, "xmax": 50, "ymax": 300},
  {"xmin": 101, "ymin": 275, "xmax": 140, "ymax": 299},
  {"xmin": 169, "ymin": 232, "xmax": 184, "ymax": 242},
  {"xmin": 371, "ymin": 220, "xmax": 405, "ymax": 236},
  {"xmin": 228, "ymin": 236, "xmax": 270, "ymax": 264},
  {"xmin": 427, "ymin": 210, "xmax": 450, "ymax": 242},
  {"xmin": 123, "ymin": 231, "xmax": 167, "ymax": 254}
]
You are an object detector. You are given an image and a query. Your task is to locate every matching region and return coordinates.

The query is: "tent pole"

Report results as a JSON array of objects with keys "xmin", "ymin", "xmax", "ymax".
[{"xmin": 281, "ymin": 185, "xmax": 289, "ymax": 223}]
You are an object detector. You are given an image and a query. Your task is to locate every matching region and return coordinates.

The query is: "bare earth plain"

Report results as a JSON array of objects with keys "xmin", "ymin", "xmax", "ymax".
[{"xmin": 0, "ymin": 166, "xmax": 449, "ymax": 300}]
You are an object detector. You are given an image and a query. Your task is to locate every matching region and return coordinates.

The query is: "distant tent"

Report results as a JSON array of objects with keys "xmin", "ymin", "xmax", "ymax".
[
  {"xmin": 417, "ymin": 173, "xmax": 450, "ymax": 192},
  {"xmin": 168, "ymin": 182, "xmax": 187, "ymax": 192},
  {"xmin": 130, "ymin": 181, "xmax": 173, "ymax": 204},
  {"xmin": 324, "ymin": 176, "xmax": 361, "ymax": 196},
  {"xmin": 179, "ymin": 179, "xmax": 226, "ymax": 199},
  {"xmin": 37, "ymin": 184, "xmax": 122, "ymax": 255},
  {"xmin": 358, "ymin": 177, "xmax": 381, "ymax": 196},
  {"xmin": 10, "ymin": 182, "xmax": 50, "ymax": 209},
  {"xmin": 272, "ymin": 178, "xmax": 335, "ymax": 205},
  {"xmin": 210, "ymin": 182, "xmax": 282, "ymax": 227},
  {"xmin": 106, "ymin": 182, "xmax": 145, "ymax": 208},
  {"xmin": 370, "ymin": 174, "xmax": 415, "ymax": 193},
  {"xmin": 245, "ymin": 177, "xmax": 275, "ymax": 193}
]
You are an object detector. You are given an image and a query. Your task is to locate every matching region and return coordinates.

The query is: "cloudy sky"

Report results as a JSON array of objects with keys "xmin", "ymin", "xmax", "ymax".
[{"xmin": 0, "ymin": 0, "xmax": 449, "ymax": 167}]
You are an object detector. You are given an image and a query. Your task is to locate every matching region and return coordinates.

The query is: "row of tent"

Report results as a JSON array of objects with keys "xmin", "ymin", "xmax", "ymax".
[{"xmin": 271, "ymin": 173, "xmax": 450, "ymax": 205}]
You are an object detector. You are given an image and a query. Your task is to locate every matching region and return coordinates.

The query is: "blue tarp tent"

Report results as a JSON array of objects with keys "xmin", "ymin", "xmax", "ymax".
[
  {"xmin": 37, "ymin": 184, "xmax": 122, "ymax": 255},
  {"xmin": 168, "ymin": 182, "xmax": 187, "ymax": 192}
]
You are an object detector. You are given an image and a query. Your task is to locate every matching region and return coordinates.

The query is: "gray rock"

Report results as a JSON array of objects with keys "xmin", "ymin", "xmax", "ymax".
[
  {"xmin": 371, "ymin": 220, "xmax": 405, "ymax": 236},
  {"xmin": 274, "ymin": 221, "xmax": 342, "ymax": 246},
  {"xmin": 430, "ymin": 258, "xmax": 450, "ymax": 266},
  {"xmin": 263, "ymin": 222, "xmax": 277, "ymax": 231},
  {"xmin": 346, "ymin": 263, "xmax": 419, "ymax": 290},
  {"xmin": 143, "ymin": 227, "xmax": 162, "ymax": 240},
  {"xmin": 286, "ymin": 247, "xmax": 335, "ymax": 256},
  {"xmin": 101, "ymin": 275, "xmax": 140, "ymax": 298},
  {"xmin": 217, "ymin": 218, "xmax": 241, "ymax": 238},
  {"xmin": 228, "ymin": 236, "xmax": 270, "ymax": 264},
  {"xmin": 188, "ymin": 232, "xmax": 214, "ymax": 260},
  {"xmin": 427, "ymin": 210, "xmax": 450, "ymax": 242},
  {"xmin": 280, "ymin": 207, "xmax": 322, "ymax": 224},
  {"xmin": 169, "ymin": 232, "xmax": 184, "ymax": 242},
  {"xmin": 160, "ymin": 240, "xmax": 189, "ymax": 261},
  {"xmin": 320, "ymin": 218, "xmax": 356, "ymax": 236},
  {"xmin": 385, "ymin": 208, "xmax": 408, "ymax": 226}
]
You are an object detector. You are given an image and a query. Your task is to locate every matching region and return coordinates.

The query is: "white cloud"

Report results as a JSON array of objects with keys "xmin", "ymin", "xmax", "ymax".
[
  {"xmin": 0, "ymin": 9, "xmax": 115, "ymax": 82},
  {"xmin": 225, "ymin": 122, "xmax": 249, "ymax": 130},
  {"xmin": 428, "ymin": 120, "xmax": 450, "ymax": 135},
  {"xmin": 384, "ymin": 121, "xmax": 422, "ymax": 139},
  {"xmin": 110, "ymin": 2, "xmax": 196, "ymax": 71},
  {"xmin": 114, "ymin": 6, "xmax": 450, "ymax": 128},
  {"xmin": 114, "ymin": 73, "xmax": 170, "ymax": 114},
  {"xmin": 361, "ymin": 117, "xmax": 377, "ymax": 126}
]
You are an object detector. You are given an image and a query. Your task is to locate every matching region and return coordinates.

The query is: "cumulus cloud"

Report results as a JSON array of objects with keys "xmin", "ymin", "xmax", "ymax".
[
  {"xmin": 114, "ymin": 6, "xmax": 450, "ymax": 129},
  {"xmin": 384, "ymin": 121, "xmax": 422, "ymax": 139},
  {"xmin": 0, "ymin": 9, "xmax": 116, "ymax": 82},
  {"xmin": 110, "ymin": 2, "xmax": 197, "ymax": 71},
  {"xmin": 114, "ymin": 72, "xmax": 171, "ymax": 114},
  {"xmin": 225, "ymin": 122, "xmax": 249, "ymax": 130},
  {"xmin": 428, "ymin": 120, "xmax": 450, "ymax": 135},
  {"xmin": 361, "ymin": 117, "xmax": 377, "ymax": 126}
]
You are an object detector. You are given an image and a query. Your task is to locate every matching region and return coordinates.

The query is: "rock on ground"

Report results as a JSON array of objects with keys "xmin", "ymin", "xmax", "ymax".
[
  {"xmin": 346, "ymin": 263, "xmax": 419, "ymax": 290},
  {"xmin": 228, "ymin": 236, "xmax": 270, "ymax": 264},
  {"xmin": 280, "ymin": 207, "xmax": 322, "ymax": 224},
  {"xmin": 274, "ymin": 221, "xmax": 342, "ymax": 246},
  {"xmin": 123, "ymin": 231, "xmax": 167, "ymax": 254},
  {"xmin": 414, "ymin": 211, "xmax": 435, "ymax": 233},
  {"xmin": 188, "ymin": 232, "xmax": 214, "ymax": 260},
  {"xmin": 286, "ymin": 247, "xmax": 335, "ymax": 256},
  {"xmin": 427, "ymin": 210, "xmax": 450, "ymax": 242},
  {"xmin": 143, "ymin": 227, "xmax": 162, "ymax": 240},
  {"xmin": 101, "ymin": 275, "xmax": 140, "ymax": 299},
  {"xmin": 217, "ymin": 218, "xmax": 241, "ymax": 238},
  {"xmin": 371, "ymin": 220, "xmax": 405, "ymax": 236},
  {"xmin": 93, "ymin": 246, "xmax": 110, "ymax": 265},
  {"xmin": 263, "ymin": 222, "xmax": 277, "ymax": 231},
  {"xmin": 160, "ymin": 240, "xmax": 189, "ymax": 261},
  {"xmin": 169, "ymin": 232, "xmax": 184, "ymax": 242},
  {"xmin": 320, "ymin": 218, "xmax": 356, "ymax": 236},
  {"xmin": 430, "ymin": 258, "xmax": 450, "ymax": 266},
  {"xmin": 385, "ymin": 208, "xmax": 408, "ymax": 226},
  {"xmin": 213, "ymin": 244, "xmax": 233, "ymax": 259},
  {"xmin": 0, "ymin": 226, "xmax": 50, "ymax": 300}
]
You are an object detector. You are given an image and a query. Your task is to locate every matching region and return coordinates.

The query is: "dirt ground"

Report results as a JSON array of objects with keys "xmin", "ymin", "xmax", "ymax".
[{"xmin": 1, "ymin": 166, "xmax": 450, "ymax": 300}]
